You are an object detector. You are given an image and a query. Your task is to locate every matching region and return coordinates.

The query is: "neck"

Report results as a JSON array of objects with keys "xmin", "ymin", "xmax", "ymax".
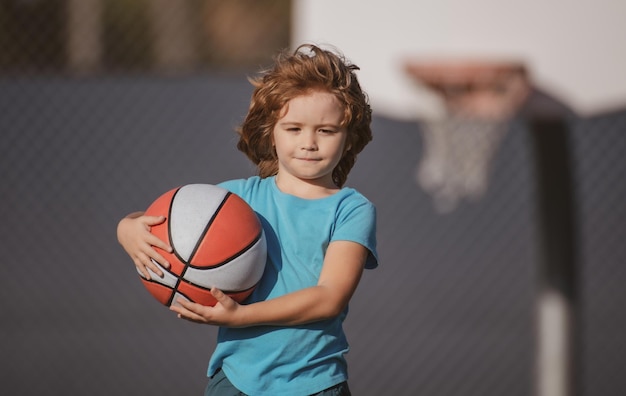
[{"xmin": 275, "ymin": 174, "xmax": 339, "ymax": 199}]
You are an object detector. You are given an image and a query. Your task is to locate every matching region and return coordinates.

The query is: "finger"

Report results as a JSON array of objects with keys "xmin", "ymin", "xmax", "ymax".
[
  {"xmin": 137, "ymin": 238, "xmax": 171, "ymax": 269},
  {"xmin": 146, "ymin": 234, "xmax": 173, "ymax": 255},
  {"xmin": 176, "ymin": 298, "xmax": 203, "ymax": 312},
  {"xmin": 210, "ymin": 288, "xmax": 225, "ymax": 300},
  {"xmin": 169, "ymin": 302, "xmax": 189, "ymax": 315},
  {"xmin": 210, "ymin": 288, "xmax": 233, "ymax": 308},
  {"xmin": 143, "ymin": 215, "xmax": 167, "ymax": 227},
  {"xmin": 170, "ymin": 301, "xmax": 206, "ymax": 323},
  {"xmin": 146, "ymin": 250, "xmax": 171, "ymax": 270},
  {"xmin": 133, "ymin": 258, "xmax": 152, "ymax": 280},
  {"xmin": 141, "ymin": 254, "xmax": 164, "ymax": 278},
  {"xmin": 170, "ymin": 304, "xmax": 197, "ymax": 321}
]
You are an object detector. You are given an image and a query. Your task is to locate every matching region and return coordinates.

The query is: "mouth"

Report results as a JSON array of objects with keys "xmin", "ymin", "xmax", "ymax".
[{"xmin": 296, "ymin": 157, "xmax": 321, "ymax": 162}]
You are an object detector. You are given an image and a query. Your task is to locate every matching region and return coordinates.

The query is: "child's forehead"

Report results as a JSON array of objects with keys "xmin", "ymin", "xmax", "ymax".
[
  {"xmin": 280, "ymin": 92, "xmax": 344, "ymax": 114},
  {"xmin": 284, "ymin": 90, "xmax": 344, "ymax": 108}
]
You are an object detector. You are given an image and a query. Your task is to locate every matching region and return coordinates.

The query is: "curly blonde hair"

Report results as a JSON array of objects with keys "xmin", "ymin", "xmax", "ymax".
[{"xmin": 236, "ymin": 44, "xmax": 372, "ymax": 187}]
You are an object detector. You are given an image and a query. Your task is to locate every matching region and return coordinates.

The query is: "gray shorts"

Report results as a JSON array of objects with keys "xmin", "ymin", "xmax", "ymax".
[{"xmin": 205, "ymin": 369, "xmax": 351, "ymax": 396}]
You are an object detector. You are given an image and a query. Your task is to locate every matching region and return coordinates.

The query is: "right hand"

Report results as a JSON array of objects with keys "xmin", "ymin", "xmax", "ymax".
[{"xmin": 116, "ymin": 212, "xmax": 172, "ymax": 280}]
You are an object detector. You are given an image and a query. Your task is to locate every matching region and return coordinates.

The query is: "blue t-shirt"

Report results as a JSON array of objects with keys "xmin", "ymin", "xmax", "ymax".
[{"xmin": 208, "ymin": 176, "xmax": 378, "ymax": 396}]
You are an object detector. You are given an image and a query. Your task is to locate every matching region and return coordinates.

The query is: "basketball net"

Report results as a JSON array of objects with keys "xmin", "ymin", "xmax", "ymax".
[{"xmin": 405, "ymin": 61, "xmax": 531, "ymax": 213}]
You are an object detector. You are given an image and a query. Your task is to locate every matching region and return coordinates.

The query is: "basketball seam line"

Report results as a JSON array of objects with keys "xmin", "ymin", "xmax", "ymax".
[
  {"xmin": 165, "ymin": 187, "xmax": 183, "ymax": 306},
  {"xmin": 143, "ymin": 278, "xmax": 256, "ymax": 294},
  {"xmin": 167, "ymin": 189, "xmax": 229, "ymax": 306},
  {"xmin": 188, "ymin": 191, "xmax": 231, "ymax": 263},
  {"xmin": 185, "ymin": 230, "xmax": 264, "ymax": 270},
  {"xmin": 177, "ymin": 279, "xmax": 258, "ymax": 295}
]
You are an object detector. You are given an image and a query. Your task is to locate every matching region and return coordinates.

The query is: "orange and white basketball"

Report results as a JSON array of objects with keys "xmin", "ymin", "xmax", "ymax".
[{"xmin": 140, "ymin": 184, "xmax": 266, "ymax": 307}]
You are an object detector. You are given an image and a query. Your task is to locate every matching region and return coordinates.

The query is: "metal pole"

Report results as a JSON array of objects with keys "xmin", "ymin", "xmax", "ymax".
[{"xmin": 529, "ymin": 120, "xmax": 580, "ymax": 396}]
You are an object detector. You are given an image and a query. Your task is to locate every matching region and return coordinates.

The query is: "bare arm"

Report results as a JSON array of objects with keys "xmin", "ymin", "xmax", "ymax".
[{"xmin": 170, "ymin": 240, "xmax": 369, "ymax": 327}]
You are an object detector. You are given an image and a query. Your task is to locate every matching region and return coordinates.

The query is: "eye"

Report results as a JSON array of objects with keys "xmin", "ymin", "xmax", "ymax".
[{"xmin": 319, "ymin": 128, "xmax": 336, "ymax": 134}]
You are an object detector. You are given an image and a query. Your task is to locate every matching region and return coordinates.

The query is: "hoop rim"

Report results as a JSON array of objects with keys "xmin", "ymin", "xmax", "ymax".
[{"xmin": 404, "ymin": 59, "xmax": 528, "ymax": 88}]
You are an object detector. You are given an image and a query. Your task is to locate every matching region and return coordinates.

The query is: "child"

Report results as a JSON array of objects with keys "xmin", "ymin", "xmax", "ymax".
[{"xmin": 117, "ymin": 44, "xmax": 378, "ymax": 396}]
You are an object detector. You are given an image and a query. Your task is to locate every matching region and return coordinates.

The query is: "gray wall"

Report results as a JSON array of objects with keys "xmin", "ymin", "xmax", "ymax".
[{"xmin": 1, "ymin": 76, "xmax": 624, "ymax": 395}]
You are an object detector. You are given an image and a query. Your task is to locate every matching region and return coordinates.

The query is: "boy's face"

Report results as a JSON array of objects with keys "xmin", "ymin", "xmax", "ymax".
[{"xmin": 272, "ymin": 90, "xmax": 348, "ymax": 192}]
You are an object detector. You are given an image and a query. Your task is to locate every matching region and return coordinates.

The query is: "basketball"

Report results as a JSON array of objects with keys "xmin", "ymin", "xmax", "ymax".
[{"xmin": 139, "ymin": 184, "xmax": 267, "ymax": 307}]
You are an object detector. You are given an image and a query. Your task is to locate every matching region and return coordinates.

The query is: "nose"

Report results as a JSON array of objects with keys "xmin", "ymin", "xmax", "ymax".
[{"xmin": 300, "ymin": 131, "xmax": 318, "ymax": 151}]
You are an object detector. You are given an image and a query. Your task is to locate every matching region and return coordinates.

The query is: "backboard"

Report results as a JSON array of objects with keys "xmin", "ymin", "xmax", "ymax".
[{"xmin": 292, "ymin": 0, "xmax": 626, "ymax": 119}]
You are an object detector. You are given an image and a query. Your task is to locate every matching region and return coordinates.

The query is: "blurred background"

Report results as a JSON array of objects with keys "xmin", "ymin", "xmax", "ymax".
[{"xmin": 1, "ymin": 1, "xmax": 624, "ymax": 395}]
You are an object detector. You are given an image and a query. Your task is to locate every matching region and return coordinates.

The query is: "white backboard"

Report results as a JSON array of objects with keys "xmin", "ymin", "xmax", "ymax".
[{"xmin": 292, "ymin": 0, "xmax": 626, "ymax": 119}]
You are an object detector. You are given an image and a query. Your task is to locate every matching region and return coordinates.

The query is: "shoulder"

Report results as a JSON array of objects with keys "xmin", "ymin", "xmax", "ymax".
[
  {"xmin": 217, "ymin": 176, "xmax": 277, "ymax": 209},
  {"xmin": 334, "ymin": 187, "xmax": 376, "ymax": 214},
  {"xmin": 332, "ymin": 187, "xmax": 377, "ymax": 234},
  {"xmin": 217, "ymin": 176, "xmax": 270, "ymax": 195}
]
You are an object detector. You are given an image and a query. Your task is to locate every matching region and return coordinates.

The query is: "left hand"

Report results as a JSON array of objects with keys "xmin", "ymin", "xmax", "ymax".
[{"xmin": 169, "ymin": 288, "xmax": 244, "ymax": 327}]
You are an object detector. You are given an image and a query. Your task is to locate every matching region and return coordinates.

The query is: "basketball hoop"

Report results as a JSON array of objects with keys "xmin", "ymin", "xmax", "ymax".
[{"xmin": 405, "ymin": 60, "xmax": 531, "ymax": 213}]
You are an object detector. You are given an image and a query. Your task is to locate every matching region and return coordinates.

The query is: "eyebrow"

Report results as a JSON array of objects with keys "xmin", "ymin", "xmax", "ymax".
[{"xmin": 277, "ymin": 121, "xmax": 342, "ymax": 129}]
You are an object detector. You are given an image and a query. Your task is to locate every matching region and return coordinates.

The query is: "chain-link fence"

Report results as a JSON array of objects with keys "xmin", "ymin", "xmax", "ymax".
[
  {"xmin": 0, "ymin": 0, "xmax": 290, "ymax": 74},
  {"xmin": 1, "ymin": 2, "xmax": 625, "ymax": 395}
]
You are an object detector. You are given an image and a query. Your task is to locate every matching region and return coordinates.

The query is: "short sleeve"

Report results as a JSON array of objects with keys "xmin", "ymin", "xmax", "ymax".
[{"xmin": 331, "ymin": 199, "xmax": 378, "ymax": 269}]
